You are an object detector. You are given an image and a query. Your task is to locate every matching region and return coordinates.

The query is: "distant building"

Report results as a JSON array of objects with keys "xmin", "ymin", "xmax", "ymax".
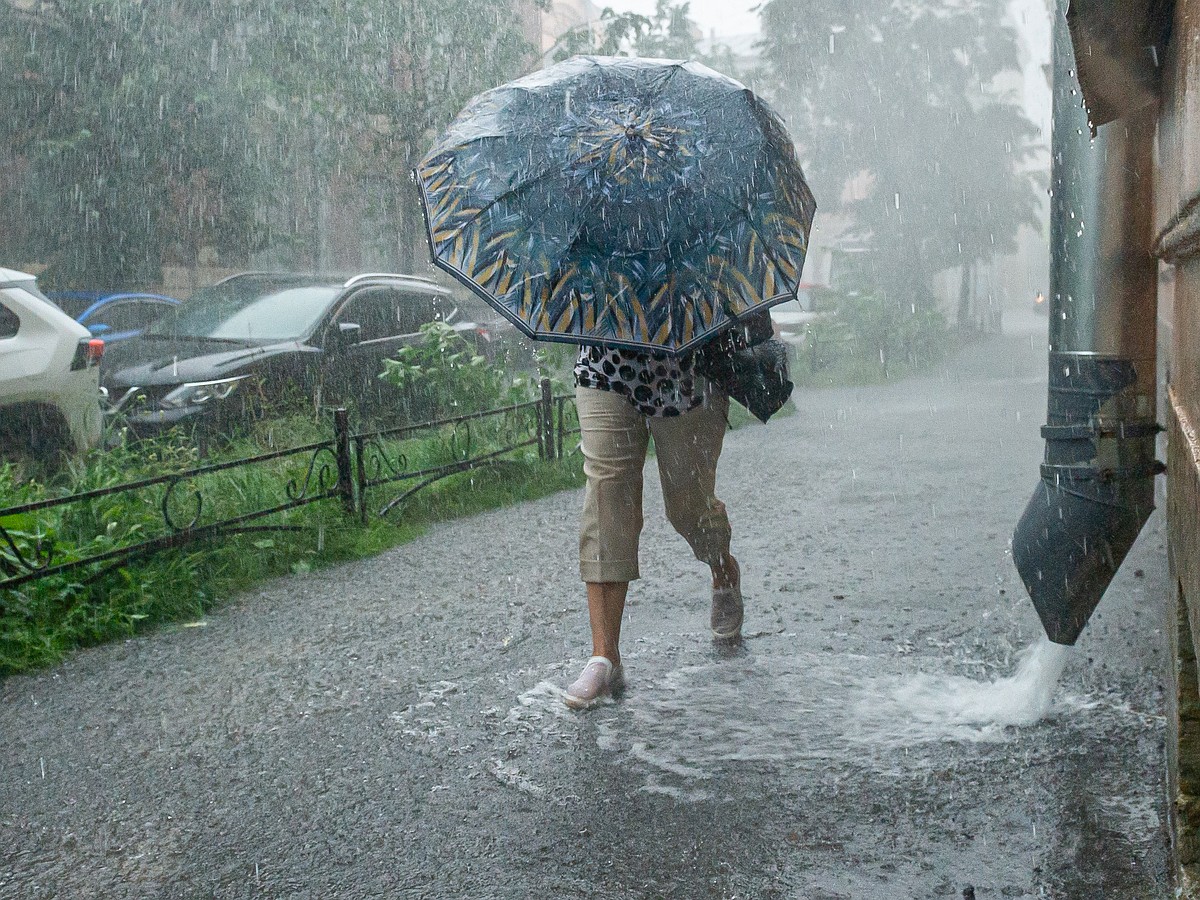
[
  {"xmin": 543, "ymin": 0, "xmax": 605, "ymax": 62},
  {"xmin": 517, "ymin": 0, "xmax": 605, "ymax": 65}
]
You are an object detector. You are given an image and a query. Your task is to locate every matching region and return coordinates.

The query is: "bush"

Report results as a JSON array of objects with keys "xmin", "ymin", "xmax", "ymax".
[
  {"xmin": 894, "ymin": 303, "xmax": 949, "ymax": 369},
  {"xmin": 380, "ymin": 321, "xmax": 533, "ymax": 421},
  {"xmin": 798, "ymin": 289, "xmax": 948, "ymax": 384}
]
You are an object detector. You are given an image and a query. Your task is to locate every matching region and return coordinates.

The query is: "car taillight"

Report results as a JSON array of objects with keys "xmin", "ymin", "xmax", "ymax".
[{"xmin": 71, "ymin": 337, "xmax": 105, "ymax": 370}]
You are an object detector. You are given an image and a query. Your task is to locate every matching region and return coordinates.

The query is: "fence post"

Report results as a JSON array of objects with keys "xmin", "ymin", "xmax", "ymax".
[
  {"xmin": 333, "ymin": 408, "xmax": 355, "ymax": 514},
  {"xmin": 556, "ymin": 397, "xmax": 565, "ymax": 460},
  {"xmin": 539, "ymin": 377, "xmax": 554, "ymax": 461},
  {"xmin": 354, "ymin": 435, "xmax": 368, "ymax": 526}
]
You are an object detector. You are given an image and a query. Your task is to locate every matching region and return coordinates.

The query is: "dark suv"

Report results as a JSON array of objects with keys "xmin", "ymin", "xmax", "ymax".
[{"xmin": 102, "ymin": 272, "xmax": 490, "ymax": 435}]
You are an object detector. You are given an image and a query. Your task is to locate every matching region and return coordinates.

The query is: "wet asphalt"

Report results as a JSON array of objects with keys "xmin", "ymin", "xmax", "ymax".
[{"xmin": 0, "ymin": 308, "xmax": 1175, "ymax": 899}]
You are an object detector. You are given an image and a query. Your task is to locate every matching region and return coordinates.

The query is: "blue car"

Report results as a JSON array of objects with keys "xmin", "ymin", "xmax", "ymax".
[{"xmin": 47, "ymin": 291, "xmax": 182, "ymax": 344}]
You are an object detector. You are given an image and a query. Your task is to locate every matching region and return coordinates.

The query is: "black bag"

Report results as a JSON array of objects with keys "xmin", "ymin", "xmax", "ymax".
[{"xmin": 695, "ymin": 311, "xmax": 794, "ymax": 424}]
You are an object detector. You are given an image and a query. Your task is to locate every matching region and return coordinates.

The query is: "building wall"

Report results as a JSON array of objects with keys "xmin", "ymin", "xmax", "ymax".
[
  {"xmin": 538, "ymin": 0, "xmax": 603, "ymax": 61},
  {"xmin": 514, "ymin": 0, "xmax": 544, "ymax": 57},
  {"xmin": 1156, "ymin": 0, "xmax": 1200, "ymax": 892}
]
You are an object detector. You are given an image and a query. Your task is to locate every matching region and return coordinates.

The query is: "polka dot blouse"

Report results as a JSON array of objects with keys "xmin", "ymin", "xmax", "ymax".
[{"xmin": 574, "ymin": 345, "xmax": 705, "ymax": 417}]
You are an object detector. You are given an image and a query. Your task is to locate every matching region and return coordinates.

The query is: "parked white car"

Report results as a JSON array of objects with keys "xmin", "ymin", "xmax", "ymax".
[{"xmin": 0, "ymin": 268, "xmax": 104, "ymax": 459}]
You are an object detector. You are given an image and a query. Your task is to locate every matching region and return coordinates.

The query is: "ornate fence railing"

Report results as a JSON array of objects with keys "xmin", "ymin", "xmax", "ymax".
[{"xmin": 0, "ymin": 379, "xmax": 576, "ymax": 599}]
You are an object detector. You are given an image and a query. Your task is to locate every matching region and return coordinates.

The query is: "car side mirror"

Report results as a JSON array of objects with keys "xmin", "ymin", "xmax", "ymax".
[
  {"xmin": 88, "ymin": 323, "xmax": 111, "ymax": 336},
  {"xmin": 331, "ymin": 322, "xmax": 361, "ymax": 349}
]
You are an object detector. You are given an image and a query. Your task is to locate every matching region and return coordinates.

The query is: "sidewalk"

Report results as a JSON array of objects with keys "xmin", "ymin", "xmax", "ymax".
[{"xmin": 1, "ymin": 312, "xmax": 1174, "ymax": 899}]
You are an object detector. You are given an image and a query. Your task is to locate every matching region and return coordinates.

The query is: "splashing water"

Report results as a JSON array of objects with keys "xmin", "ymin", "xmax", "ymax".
[
  {"xmin": 485, "ymin": 637, "xmax": 1105, "ymax": 800},
  {"xmin": 886, "ymin": 636, "xmax": 1072, "ymax": 731}
]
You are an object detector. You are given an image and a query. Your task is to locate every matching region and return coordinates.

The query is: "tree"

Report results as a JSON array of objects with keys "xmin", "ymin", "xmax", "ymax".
[
  {"xmin": 0, "ymin": 1, "xmax": 279, "ymax": 286},
  {"xmin": 551, "ymin": 1, "xmax": 738, "ymax": 75},
  {"xmin": 0, "ymin": 0, "xmax": 543, "ymax": 287},
  {"xmin": 758, "ymin": 0, "xmax": 1044, "ymax": 322}
]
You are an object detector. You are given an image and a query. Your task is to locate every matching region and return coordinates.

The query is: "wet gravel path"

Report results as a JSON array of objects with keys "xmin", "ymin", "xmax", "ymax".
[{"xmin": 1, "ymin": 311, "xmax": 1174, "ymax": 899}]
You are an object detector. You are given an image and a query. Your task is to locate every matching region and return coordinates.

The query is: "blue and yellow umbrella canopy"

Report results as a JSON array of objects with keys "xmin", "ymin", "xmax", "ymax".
[{"xmin": 415, "ymin": 55, "xmax": 816, "ymax": 356}]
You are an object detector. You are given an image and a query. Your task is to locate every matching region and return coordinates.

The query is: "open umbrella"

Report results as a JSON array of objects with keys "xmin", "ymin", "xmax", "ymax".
[{"xmin": 414, "ymin": 56, "xmax": 816, "ymax": 356}]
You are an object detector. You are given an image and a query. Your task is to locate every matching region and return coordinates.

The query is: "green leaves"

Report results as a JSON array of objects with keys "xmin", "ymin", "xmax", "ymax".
[
  {"xmin": 1, "ymin": 0, "xmax": 539, "ymax": 286},
  {"xmin": 552, "ymin": 2, "xmax": 736, "ymax": 73},
  {"xmin": 0, "ymin": 398, "xmax": 582, "ymax": 675},
  {"xmin": 380, "ymin": 321, "xmax": 529, "ymax": 421}
]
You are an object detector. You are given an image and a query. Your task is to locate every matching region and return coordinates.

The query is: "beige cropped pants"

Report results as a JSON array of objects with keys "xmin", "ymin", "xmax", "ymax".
[{"xmin": 577, "ymin": 386, "xmax": 732, "ymax": 583}]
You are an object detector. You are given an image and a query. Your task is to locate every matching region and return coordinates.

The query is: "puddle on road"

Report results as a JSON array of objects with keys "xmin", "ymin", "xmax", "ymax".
[{"xmin": 496, "ymin": 636, "xmax": 1151, "ymax": 802}]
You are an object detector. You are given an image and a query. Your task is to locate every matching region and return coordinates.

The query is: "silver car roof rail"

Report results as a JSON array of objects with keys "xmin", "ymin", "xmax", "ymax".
[
  {"xmin": 208, "ymin": 271, "xmax": 336, "ymax": 287},
  {"xmin": 341, "ymin": 272, "xmax": 442, "ymax": 289},
  {"xmin": 209, "ymin": 271, "xmax": 443, "ymax": 290}
]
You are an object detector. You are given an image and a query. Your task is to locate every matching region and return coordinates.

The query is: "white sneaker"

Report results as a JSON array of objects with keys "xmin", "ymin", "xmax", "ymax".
[{"xmin": 563, "ymin": 656, "xmax": 625, "ymax": 710}]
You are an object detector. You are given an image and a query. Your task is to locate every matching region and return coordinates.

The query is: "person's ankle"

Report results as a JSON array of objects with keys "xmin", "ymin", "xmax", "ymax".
[{"xmin": 711, "ymin": 556, "xmax": 740, "ymax": 590}]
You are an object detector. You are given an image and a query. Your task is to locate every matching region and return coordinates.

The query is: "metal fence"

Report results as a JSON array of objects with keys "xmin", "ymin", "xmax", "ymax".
[{"xmin": 0, "ymin": 379, "xmax": 576, "ymax": 598}]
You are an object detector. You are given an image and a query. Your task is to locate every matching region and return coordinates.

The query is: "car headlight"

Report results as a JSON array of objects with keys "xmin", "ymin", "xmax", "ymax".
[{"xmin": 161, "ymin": 376, "xmax": 247, "ymax": 409}]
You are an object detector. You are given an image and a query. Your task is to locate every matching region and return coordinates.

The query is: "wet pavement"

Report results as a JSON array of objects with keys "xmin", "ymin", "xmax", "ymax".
[{"xmin": 0, "ymin": 309, "xmax": 1174, "ymax": 899}]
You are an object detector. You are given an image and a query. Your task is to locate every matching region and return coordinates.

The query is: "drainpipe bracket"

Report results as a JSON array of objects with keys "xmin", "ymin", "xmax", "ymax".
[
  {"xmin": 1040, "ymin": 422, "xmax": 1164, "ymax": 441},
  {"xmin": 1040, "ymin": 460, "xmax": 1167, "ymax": 483}
]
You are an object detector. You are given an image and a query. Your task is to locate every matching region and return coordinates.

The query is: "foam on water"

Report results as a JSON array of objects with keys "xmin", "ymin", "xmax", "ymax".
[
  {"xmin": 896, "ymin": 636, "xmax": 1071, "ymax": 726},
  {"xmin": 492, "ymin": 638, "xmax": 1105, "ymax": 800},
  {"xmin": 855, "ymin": 637, "xmax": 1073, "ymax": 747}
]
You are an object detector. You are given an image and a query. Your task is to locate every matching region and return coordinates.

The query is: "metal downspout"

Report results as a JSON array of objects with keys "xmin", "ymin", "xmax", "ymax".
[{"xmin": 1010, "ymin": 1, "xmax": 1161, "ymax": 645}]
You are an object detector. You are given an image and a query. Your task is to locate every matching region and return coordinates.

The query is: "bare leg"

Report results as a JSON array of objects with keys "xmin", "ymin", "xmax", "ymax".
[
  {"xmin": 564, "ymin": 581, "xmax": 630, "ymax": 709},
  {"xmin": 586, "ymin": 580, "xmax": 629, "ymax": 665}
]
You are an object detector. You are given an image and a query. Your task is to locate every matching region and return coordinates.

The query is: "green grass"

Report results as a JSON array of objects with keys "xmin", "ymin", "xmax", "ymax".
[
  {"xmin": 0, "ymin": 410, "xmax": 583, "ymax": 677},
  {"xmin": 0, "ymin": 363, "xmax": 795, "ymax": 678},
  {"xmin": 793, "ymin": 353, "xmax": 923, "ymax": 388},
  {"xmin": 789, "ymin": 337, "xmax": 953, "ymax": 389}
]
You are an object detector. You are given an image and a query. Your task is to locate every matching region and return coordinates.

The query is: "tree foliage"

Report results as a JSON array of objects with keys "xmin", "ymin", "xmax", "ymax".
[
  {"xmin": 551, "ymin": 1, "xmax": 738, "ymax": 75},
  {"xmin": 758, "ymin": 0, "xmax": 1044, "ymax": 312},
  {"xmin": 1, "ymin": 2, "xmax": 272, "ymax": 285},
  {"xmin": 0, "ymin": 0, "xmax": 542, "ymax": 287}
]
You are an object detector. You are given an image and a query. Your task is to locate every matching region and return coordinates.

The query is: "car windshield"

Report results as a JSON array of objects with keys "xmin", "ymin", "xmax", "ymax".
[
  {"xmin": 52, "ymin": 297, "xmax": 93, "ymax": 319},
  {"xmin": 146, "ymin": 280, "xmax": 341, "ymax": 342},
  {"xmin": 447, "ymin": 291, "xmax": 498, "ymax": 323}
]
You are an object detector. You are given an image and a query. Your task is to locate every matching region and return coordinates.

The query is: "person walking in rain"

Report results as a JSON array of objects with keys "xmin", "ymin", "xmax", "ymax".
[
  {"xmin": 563, "ymin": 341, "xmax": 744, "ymax": 709},
  {"xmin": 412, "ymin": 56, "xmax": 814, "ymax": 710}
]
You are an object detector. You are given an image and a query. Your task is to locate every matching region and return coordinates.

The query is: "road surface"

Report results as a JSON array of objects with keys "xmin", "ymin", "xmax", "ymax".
[{"xmin": 1, "ymin": 309, "xmax": 1174, "ymax": 898}]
